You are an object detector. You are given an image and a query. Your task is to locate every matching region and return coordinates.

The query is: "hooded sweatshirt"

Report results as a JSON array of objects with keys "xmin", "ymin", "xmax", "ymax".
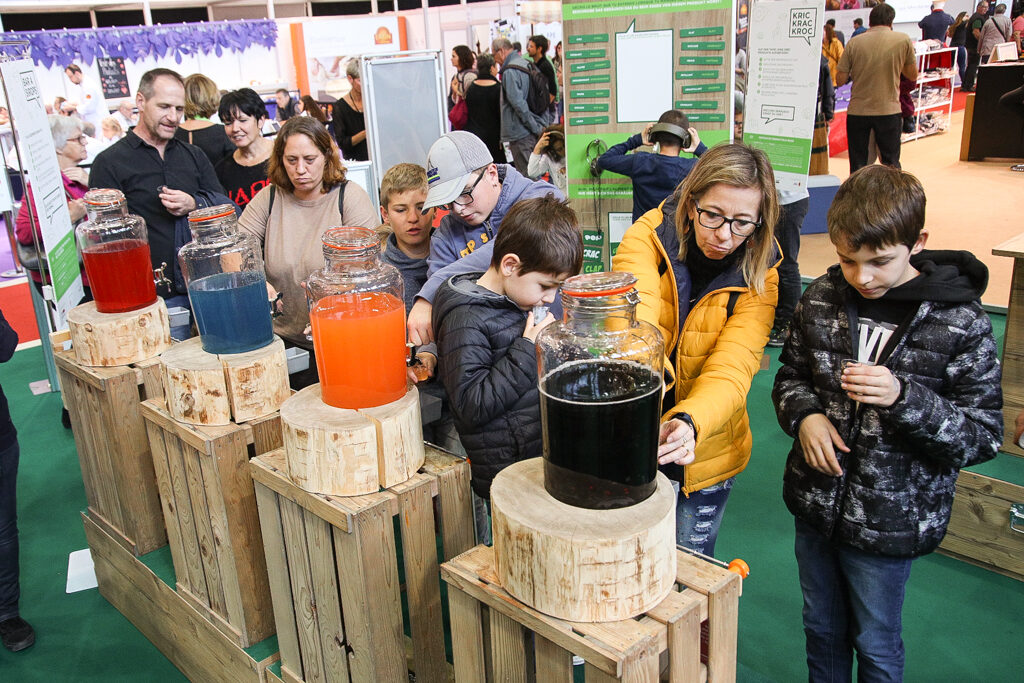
[
  {"xmin": 415, "ymin": 165, "xmax": 562, "ymax": 304},
  {"xmin": 774, "ymin": 249, "xmax": 1002, "ymax": 558}
]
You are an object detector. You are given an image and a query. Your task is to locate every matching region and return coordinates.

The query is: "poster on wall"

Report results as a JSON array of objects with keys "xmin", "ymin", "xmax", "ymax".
[
  {"xmin": 292, "ymin": 16, "xmax": 407, "ymax": 101},
  {"xmin": 0, "ymin": 59, "xmax": 84, "ymax": 327},
  {"xmin": 562, "ymin": 0, "xmax": 736, "ymax": 271},
  {"xmin": 742, "ymin": 0, "xmax": 825, "ymax": 191},
  {"xmin": 97, "ymin": 57, "xmax": 130, "ymax": 99}
]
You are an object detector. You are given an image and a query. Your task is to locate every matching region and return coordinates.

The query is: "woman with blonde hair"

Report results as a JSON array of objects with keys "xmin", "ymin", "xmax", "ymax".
[
  {"xmin": 822, "ymin": 23, "xmax": 844, "ymax": 86},
  {"xmin": 238, "ymin": 116, "xmax": 377, "ymax": 387},
  {"xmin": 174, "ymin": 73, "xmax": 235, "ymax": 165},
  {"xmin": 612, "ymin": 143, "xmax": 781, "ymax": 555}
]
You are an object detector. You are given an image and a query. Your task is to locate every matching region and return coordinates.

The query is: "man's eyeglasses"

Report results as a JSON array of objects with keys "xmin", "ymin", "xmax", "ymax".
[
  {"xmin": 446, "ymin": 170, "xmax": 486, "ymax": 210},
  {"xmin": 67, "ymin": 135, "xmax": 88, "ymax": 145},
  {"xmin": 694, "ymin": 203, "xmax": 761, "ymax": 237}
]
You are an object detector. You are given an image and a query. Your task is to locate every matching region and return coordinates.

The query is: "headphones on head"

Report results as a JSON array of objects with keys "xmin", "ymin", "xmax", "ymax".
[{"xmin": 650, "ymin": 122, "xmax": 691, "ymax": 151}]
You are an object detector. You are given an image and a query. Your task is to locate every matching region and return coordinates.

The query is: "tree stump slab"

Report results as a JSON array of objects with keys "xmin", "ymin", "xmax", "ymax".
[{"xmin": 68, "ymin": 299, "xmax": 171, "ymax": 367}]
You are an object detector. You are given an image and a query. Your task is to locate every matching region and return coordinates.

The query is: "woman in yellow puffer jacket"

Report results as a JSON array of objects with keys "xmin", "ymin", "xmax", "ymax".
[{"xmin": 612, "ymin": 143, "xmax": 781, "ymax": 556}]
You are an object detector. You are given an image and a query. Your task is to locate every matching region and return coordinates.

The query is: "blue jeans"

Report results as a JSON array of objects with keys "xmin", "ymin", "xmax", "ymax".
[
  {"xmin": 0, "ymin": 438, "xmax": 20, "ymax": 621},
  {"xmin": 773, "ymin": 197, "xmax": 810, "ymax": 331},
  {"xmin": 675, "ymin": 477, "xmax": 734, "ymax": 557},
  {"xmin": 955, "ymin": 46, "xmax": 967, "ymax": 84},
  {"xmin": 794, "ymin": 518, "xmax": 913, "ymax": 683}
]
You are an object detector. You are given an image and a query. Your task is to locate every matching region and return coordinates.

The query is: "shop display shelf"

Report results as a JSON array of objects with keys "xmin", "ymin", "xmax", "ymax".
[
  {"xmin": 141, "ymin": 398, "xmax": 283, "ymax": 648},
  {"xmin": 250, "ymin": 445, "xmax": 475, "ymax": 683},
  {"xmin": 441, "ymin": 544, "xmax": 741, "ymax": 683}
]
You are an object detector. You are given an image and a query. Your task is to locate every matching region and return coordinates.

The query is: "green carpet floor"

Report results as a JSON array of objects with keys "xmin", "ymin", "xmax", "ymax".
[{"xmin": 1, "ymin": 314, "xmax": 1022, "ymax": 679}]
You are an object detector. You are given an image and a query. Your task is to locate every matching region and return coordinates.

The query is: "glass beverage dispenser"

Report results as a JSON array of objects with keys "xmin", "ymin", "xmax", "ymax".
[
  {"xmin": 178, "ymin": 205, "xmax": 274, "ymax": 354},
  {"xmin": 536, "ymin": 272, "xmax": 665, "ymax": 509},
  {"xmin": 305, "ymin": 226, "xmax": 407, "ymax": 409},
  {"xmin": 75, "ymin": 189, "xmax": 160, "ymax": 313}
]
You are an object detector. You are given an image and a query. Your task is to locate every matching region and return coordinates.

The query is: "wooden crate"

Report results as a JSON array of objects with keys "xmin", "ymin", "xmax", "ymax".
[
  {"xmin": 250, "ymin": 446, "xmax": 475, "ymax": 683},
  {"xmin": 83, "ymin": 512, "xmax": 278, "ymax": 683},
  {"xmin": 141, "ymin": 398, "xmax": 282, "ymax": 647},
  {"xmin": 52, "ymin": 331, "xmax": 167, "ymax": 556},
  {"xmin": 441, "ymin": 545, "xmax": 742, "ymax": 683},
  {"xmin": 938, "ymin": 470, "xmax": 1024, "ymax": 582}
]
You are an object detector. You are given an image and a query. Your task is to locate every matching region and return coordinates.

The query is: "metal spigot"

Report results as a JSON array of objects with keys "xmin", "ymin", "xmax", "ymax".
[{"xmin": 153, "ymin": 262, "xmax": 172, "ymax": 289}]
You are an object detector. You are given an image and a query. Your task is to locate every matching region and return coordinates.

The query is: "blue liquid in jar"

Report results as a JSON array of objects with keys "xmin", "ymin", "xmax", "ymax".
[{"xmin": 188, "ymin": 271, "xmax": 274, "ymax": 354}]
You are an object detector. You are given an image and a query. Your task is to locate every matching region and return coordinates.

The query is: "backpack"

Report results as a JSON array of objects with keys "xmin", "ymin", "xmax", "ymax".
[{"xmin": 502, "ymin": 62, "xmax": 550, "ymax": 117}]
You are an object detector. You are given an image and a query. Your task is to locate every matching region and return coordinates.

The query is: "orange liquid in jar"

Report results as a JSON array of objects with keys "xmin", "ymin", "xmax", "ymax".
[{"xmin": 310, "ymin": 292, "xmax": 408, "ymax": 409}]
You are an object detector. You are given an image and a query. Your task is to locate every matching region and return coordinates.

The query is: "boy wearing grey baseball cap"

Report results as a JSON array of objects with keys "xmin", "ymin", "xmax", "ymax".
[{"xmin": 406, "ymin": 130, "xmax": 562, "ymax": 345}]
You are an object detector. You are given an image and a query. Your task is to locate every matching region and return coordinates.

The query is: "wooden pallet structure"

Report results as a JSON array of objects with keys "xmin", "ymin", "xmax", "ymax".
[
  {"xmin": 441, "ymin": 545, "xmax": 742, "ymax": 683},
  {"xmin": 141, "ymin": 397, "xmax": 283, "ymax": 648},
  {"xmin": 250, "ymin": 445, "xmax": 475, "ymax": 683},
  {"xmin": 52, "ymin": 330, "xmax": 167, "ymax": 555}
]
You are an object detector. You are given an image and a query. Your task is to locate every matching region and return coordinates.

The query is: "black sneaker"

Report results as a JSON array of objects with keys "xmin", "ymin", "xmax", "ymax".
[
  {"xmin": 0, "ymin": 616, "xmax": 35, "ymax": 652},
  {"xmin": 767, "ymin": 327, "xmax": 787, "ymax": 348}
]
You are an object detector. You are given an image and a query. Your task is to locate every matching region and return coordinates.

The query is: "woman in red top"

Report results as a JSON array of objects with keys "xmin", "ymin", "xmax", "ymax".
[{"xmin": 15, "ymin": 115, "xmax": 91, "ymax": 298}]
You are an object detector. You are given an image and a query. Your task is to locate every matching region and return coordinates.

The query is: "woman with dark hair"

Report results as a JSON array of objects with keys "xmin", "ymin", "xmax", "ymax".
[
  {"xmin": 613, "ymin": 143, "xmax": 781, "ymax": 555},
  {"xmin": 215, "ymin": 88, "xmax": 273, "ymax": 208},
  {"xmin": 822, "ymin": 23, "xmax": 844, "ymax": 87},
  {"xmin": 464, "ymin": 54, "xmax": 503, "ymax": 162},
  {"xmin": 332, "ymin": 58, "xmax": 368, "ymax": 160},
  {"xmin": 300, "ymin": 95, "xmax": 329, "ymax": 125},
  {"xmin": 238, "ymin": 117, "xmax": 377, "ymax": 386},
  {"xmin": 175, "ymin": 73, "xmax": 235, "ymax": 165},
  {"xmin": 448, "ymin": 45, "xmax": 478, "ymax": 114},
  {"xmin": 527, "ymin": 123, "xmax": 567, "ymax": 193}
]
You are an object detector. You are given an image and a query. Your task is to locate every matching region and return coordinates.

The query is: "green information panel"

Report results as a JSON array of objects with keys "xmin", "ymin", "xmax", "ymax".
[
  {"xmin": 687, "ymin": 113, "xmax": 727, "ymax": 123},
  {"xmin": 569, "ymin": 115, "xmax": 611, "ymax": 125},
  {"xmin": 566, "ymin": 49, "xmax": 607, "ymax": 59},
  {"xmin": 569, "ymin": 74, "xmax": 611, "ymax": 85},
  {"xmin": 743, "ymin": 133, "xmax": 812, "ymax": 174},
  {"xmin": 571, "ymin": 60, "xmax": 612, "ymax": 72},
  {"xmin": 564, "ymin": 0, "xmax": 731, "ymax": 20},
  {"xmin": 675, "ymin": 100, "xmax": 720, "ymax": 109},
  {"xmin": 680, "ymin": 26, "xmax": 724, "ymax": 37},
  {"xmin": 569, "ymin": 103, "xmax": 609, "ymax": 112},
  {"xmin": 680, "ymin": 41, "xmax": 725, "ymax": 51},
  {"xmin": 680, "ymin": 56, "xmax": 724, "ymax": 65},
  {"xmin": 675, "ymin": 70, "xmax": 719, "ymax": 79},
  {"xmin": 681, "ymin": 83, "xmax": 726, "ymax": 93},
  {"xmin": 571, "ymin": 89, "xmax": 610, "ymax": 98},
  {"xmin": 569, "ymin": 33, "xmax": 609, "ymax": 44},
  {"xmin": 583, "ymin": 230, "xmax": 605, "ymax": 247},
  {"xmin": 48, "ymin": 232, "xmax": 80, "ymax": 301}
]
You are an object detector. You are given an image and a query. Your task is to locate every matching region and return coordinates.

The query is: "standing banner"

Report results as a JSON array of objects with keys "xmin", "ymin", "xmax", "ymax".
[
  {"xmin": 0, "ymin": 58, "xmax": 84, "ymax": 326},
  {"xmin": 743, "ymin": 0, "xmax": 824, "ymax": 191},
  {"xmin": 562, "ymin": 0, "xmax": 736, "ymax": 270}
]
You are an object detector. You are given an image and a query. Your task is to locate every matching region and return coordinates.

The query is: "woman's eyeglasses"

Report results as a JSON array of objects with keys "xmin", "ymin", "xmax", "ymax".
[{"xmin": 694, "ymin": 203, "xmax": 761, "ymax": 237}]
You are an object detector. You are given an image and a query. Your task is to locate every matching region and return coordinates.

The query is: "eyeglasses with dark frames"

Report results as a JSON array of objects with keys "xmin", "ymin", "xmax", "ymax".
[
  {"xmin": 694, "ymin": 203, "xmax": 761, "ymax": 237},
  {"xmin": 446, "ymin": 170, "xmax": 486, "ymax": 210}
]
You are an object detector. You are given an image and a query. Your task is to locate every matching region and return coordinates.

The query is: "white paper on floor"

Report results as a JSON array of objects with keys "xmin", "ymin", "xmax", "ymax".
[{"xmin": 66, "ymin": 548, "xmax": 98, "ymax": 593}]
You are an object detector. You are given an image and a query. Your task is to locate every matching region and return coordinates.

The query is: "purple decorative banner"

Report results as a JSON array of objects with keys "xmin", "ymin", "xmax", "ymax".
[{"xmin": 0, "ymin": 20, "xmax": 277, "ymax": 69}]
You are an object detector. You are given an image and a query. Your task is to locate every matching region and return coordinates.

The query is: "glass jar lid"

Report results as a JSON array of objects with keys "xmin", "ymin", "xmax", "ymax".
[
  {"xmin": 83, "ymin": 188, "xmax": 126, "ymax": 208},
  {"xmin": 188, "ymin": 204, "xmax": 236, "ymax": 223},
  {"xmin": 562, "ymin": 272, "xmax": 638, "ymax": 298},
  {"xmin": 322, "ymin": 226, "xmax": 378, "ymax": 251}
]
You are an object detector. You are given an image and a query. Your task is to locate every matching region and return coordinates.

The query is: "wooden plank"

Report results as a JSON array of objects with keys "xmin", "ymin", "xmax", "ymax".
[
  {"xmin": 249, "ymin": 412, "xmax": 284, "ymax": 456},
  {"xmin": 333, "ymin": 501, "xmax": 406, "ymax": 683},
  {"xmin": 82, "ymin": 377, "xmax": 127, "ymax": 534},
  {"xmin": 137, "ymin": 356, "xmax": 165, "ymax": 401},
  {"xmin": 675, "ymin": 552, "xmax": 738, "ymax": 596},
  {"xmin": 959, "ymin": 92, "xmax": 974, "ymax": 161},
  {"xmin": 446, "ymin": 582, "xmax": 487, "ymax": 682},
  {"xmin": 54, "ymin": 348, "xmax": 116, "ymax": 389},
  {"xmin": 394, "ymin": 474, "xmax": 447, "ymax": 683},
  {"xmin": 534, "ymin": 634, "xmax": 573, "ymax": 683},
  {"xmin": 705, "ymin": 573, "xmax": 741, "ymax": 683},
  {"xmin": 939, "ymin": 471, "xmax": 1024, "ymax": 580},
  {"xmin": 105, "ymin": 371, "xmax": 165, "ymax": 553},
  {"xmin": 207, "ymin": 428, "xmax": 276, "ymax": 645},
  {"xmin": 430, "ymin": 455, "xmax": 475, "ymax": 561},
  {"xmin": 58, "ymin": 368, "xmax": 106, "ymax": 530},
  {"xmin": 280, "ymin": 496, "xmax": 327, "ymax": 683},
  {"xmin": 250, "ymin": 452, "xmax": 360, "ymax": 534},
  {"xmin": 647, "ymin": 591, "xmax": 703, "ymax": 683},
  {"xmin": 303, "ymin": 509, "xmax": 350, "ymax": 683},
  {"xmin": 619, "ymin": 635, "xmax": 659, "ymax": 683},
  {"xmin": 254, "ymin": 483, "xmax": 303, "ymax": 674},
  {"xmin": 165, "ymin": 427, "xmax": 208, "ymax": 604},
  {"xmin": 489, "ymin": 608, "xmax": 527, "ymax": 683},
  {"xmin": 144, "ymin": 418, "xmax": 188, "ymax": 587},
  {"xmin": 183, "ymin": 440, "xmax": 227, "ymax": 616},
  {"xmin": 584, "ymin": 662, "xmax": 618, "ymax": 683},
  {"xmin": 82, "ymin": 513, "xmax": 263, "ymax": 682}
]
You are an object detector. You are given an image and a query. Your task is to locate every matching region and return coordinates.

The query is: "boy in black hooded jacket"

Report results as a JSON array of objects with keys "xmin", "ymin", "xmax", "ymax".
[{"xmin": 773, "ymin": 165, "xmax": 1002, "ymax": 682}]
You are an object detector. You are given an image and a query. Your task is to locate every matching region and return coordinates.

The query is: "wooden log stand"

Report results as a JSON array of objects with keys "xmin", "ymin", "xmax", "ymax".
[
  {"xmin": 490, "ymin": 458, "xmax": 677, "ymax": 623},
  {"xmin": 938, "ymin": 470, "xmax": 1024, "ymax": 582},
  {"xmin": 52, "ymin": 330, "xmax": 167, "ymax": 556},
  {"xmin": 249, "ymin": 446, "xmax": 475, "ymax": 683},
  {"xmin": 280, "ymin": 384, "xmax": 424, "ymax": 495},
  {"xmin": 141, "ymin": 398, "xmax": 283, "ymax": 647},
  {"xmin": 441, "ymin": 544, "xmax": 742, "ymax": 683},
  {"xmin": 161, "ymin": 336, "xmax": 290, "ymax": 426},
  {"xmin": 67, "ymin": 298, "xmax": 171, "ymax": 367}
]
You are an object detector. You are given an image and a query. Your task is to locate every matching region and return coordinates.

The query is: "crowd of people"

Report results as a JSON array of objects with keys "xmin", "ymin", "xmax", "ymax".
[{"xmin": 2, "ymin": 11, "xmax": 1012, "ymax": 681}]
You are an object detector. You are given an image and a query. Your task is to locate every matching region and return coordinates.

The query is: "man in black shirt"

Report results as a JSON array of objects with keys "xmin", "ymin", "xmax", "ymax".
[
  {"xmin": 90, "ymin": 68, "xmax": 224, "ymax": 303},
  {"xmin": 527, "ymin": 35, "xmax": 558, "ymax": 121},
  {"xmin": 962, "ymin": 0, "xmax": 990, "ymax": 91}
]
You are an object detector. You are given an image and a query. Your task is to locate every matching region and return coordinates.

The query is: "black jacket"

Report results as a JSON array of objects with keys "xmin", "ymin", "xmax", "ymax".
[
  {"xmin": 773, "ymin": 250, "xmax": 1002, "ymax": 558},
  {"xmin": 433, "ymin": 272, "xmax": 542, "ymax": 498},
  {"xmin": 1, "ymin": 307, "xmax": 19, "ymax": 448}
]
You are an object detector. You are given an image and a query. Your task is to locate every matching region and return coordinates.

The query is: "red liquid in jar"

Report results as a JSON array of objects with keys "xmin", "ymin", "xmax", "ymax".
[{"xmin": 81, "ymin": 239, "xmax": 158, "ymax": 313}]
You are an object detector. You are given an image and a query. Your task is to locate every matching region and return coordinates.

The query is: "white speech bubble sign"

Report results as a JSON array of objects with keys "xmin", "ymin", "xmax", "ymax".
[
  {"xmin": 789, "ymin": 8, "xmax": 818, "ymax": 47},
  {"xmin": 761, "ymin": 104, "xmax": 796, "ymax": 125}
]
